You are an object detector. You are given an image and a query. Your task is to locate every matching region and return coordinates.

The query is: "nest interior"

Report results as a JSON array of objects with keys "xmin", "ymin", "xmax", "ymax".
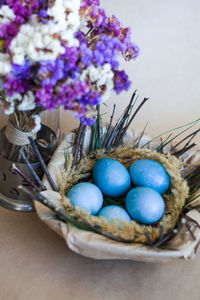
[{"xmin": 59, "ymin": 146, "xmax": 189, "ymax": 244}]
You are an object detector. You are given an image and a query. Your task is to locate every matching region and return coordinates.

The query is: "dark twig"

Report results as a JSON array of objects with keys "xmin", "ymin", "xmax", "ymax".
[
  {"xmin": 186, "ymin": 166, "xmax": 200, "ymax": 182},
  {"xmin": 72, "ymin": 122, "xmax": 81, "ymax": 159},
  {"xmin": 105, "ymin": 93, "xmax": 137, "ymax": 150},
  {"xmin": 104, "ymin": 111, "xmax": 127, "ymax": 150},
  {"xmin": 112, "ymin": 90, "xmax": 137, "ymax": 147},
  {"xmin": 12, "ymin": 163, "xmax": 41, "ymax": 192},
  {"xmin": 28, "ymin": 137, "xmax": 58, "ymax": 192},
  {"xmin": 185, "ymin": 215, "xmax": 200, "ymax": 228},
  {"xmin": 159, "ymin": 223, "xmax": 164, "ymax": 240},
  {"xmin": 186, "ymin": 168, "xmax": 200, "ymax": 194},
  {"xmin": 86, "ymin": 26, "xmax": 94, "ymax": 36},
  {"xmin": 171, "ymin": 128, "xmax": 200, "ymax": 152},
  {"xmin": 96, "ymin": 105, "xmax": 101, "ymax": 150},
  {"xmin": 19, "ymin": 185, "xmax": 131, "ymax": 242},
  {"xmin": 156, "ymin": 133, "xmax": 173, "ymax": 152},
  {"xmin": 126, "ymin": 98, "xmax": 149, "ymax": 129},
  {"xmin": 102, "ymin": 104, "xmax": 116, "ymax": 148},
  {"xmin": 116, "ymin": 98, "xmax": 149, "ymax": 146},
  {"xmin": 185, "ymin": 222, "xmax": 196, "ymax": 241},
  {"xmin": 183, "ymin": 131, "xmax": 199, "ymax": 149},
  {"xmin": 151, "ymin": 231, "xmax": 174, "ymax": 248},
  {"xmin": 172, "ymin": 143, "xmax": 196, "ymax": 157},
  {"xmin": 89, "ymin": 124, "xmax": 96, "ymax": 153},
  {"xmin": 72, "ymin": 122, "xmax": 85, "ymax": 166},
  {"xmin": 144, "ymin": 231, "xmax": 153, "ymax": 246},
  {"xmin": 19, "ymin": 149, "xmax": 46, "ymax": 191},
  {"xmin": 189, "ymin": 181, "xmax": 200, "ymax": 194},
  {"xmin": 79, "ymin": 125, "xmax": 87, "ymax": 161}
]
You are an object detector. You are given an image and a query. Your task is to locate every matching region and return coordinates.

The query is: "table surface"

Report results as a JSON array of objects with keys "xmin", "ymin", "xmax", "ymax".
[{"xmin": 1, "ymin": 206, "xmax": 200, "ymax": 300}]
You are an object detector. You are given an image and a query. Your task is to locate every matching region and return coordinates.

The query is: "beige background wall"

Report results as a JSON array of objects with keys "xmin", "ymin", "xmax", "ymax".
[{"xmin": 60, "ymin": 0, "xmax": 200, "ymax": 142}]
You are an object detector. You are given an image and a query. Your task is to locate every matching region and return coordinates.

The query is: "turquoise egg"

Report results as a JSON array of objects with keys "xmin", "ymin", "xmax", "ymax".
[
  {"xmin": 129, "ymin": 159, "xmax": 170, "ymax": 194},
  {"xmin": 98, "ymin": 205, "xmax": 131, "ymax": 225},
  {"xmin": 125, "ymin": 187, "xmax": 165, "ymax": 224},
  {"xmin": 67, "ymin": 182, "xmax": 103, "ymax": 215},
  {"xmin": 93, "ymin": 158, "xmax": 131, "ymax": 198}
]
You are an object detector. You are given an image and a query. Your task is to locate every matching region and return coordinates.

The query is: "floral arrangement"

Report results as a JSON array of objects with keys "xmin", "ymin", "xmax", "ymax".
[{"xmin": 0, "ymin": 0, "xmax": 138, "ymax": 134}]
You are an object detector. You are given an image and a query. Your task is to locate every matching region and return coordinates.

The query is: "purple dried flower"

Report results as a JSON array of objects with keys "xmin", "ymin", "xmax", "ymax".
[
  {"xmin": 79, "ymin": 115, "xmax": 95, "ymax": 126},
  {"xmin": 36, "ymin": 85, "xmax": 56, "ymax": 110},
  {"xmin": 92, "ymin": 35, "xmax": 120, "ymax": 68},
  {"xmin": 74, "ymin": 106, "xmax": 95, "ymax": 126},
  {"xmin": 81, "ymin": 0, "xmax": 100, "ymax": 9},
  {"xmin": 131, "ymin": 43, "xmax": 140, "ymax": 59},
  {"xmin": 7, "ymin": 0, "xmax": 39, "ymax": 18},
  {"xmin": 107, "ymin": 15, "xmax": 121, "ymax": 36},
  {"xmin": 79, "ymin": 43, "xmax": 93, "ymax": 67},
  {"xmin": 11, "ymin": 60, "xmax": 31, "ymax": 79},
  {"xmin": 58, "ymin": 80, "xmax": 90, "ymax": 105},
  {"xmin": 4, "ymin": 75, "xmax": 30, "ymax": 95},
  {"xmin": 39, "ymin": 59, "xmax": 65, "ymax": 86},
  {"xmin": 0, "ymin": 22, "xmax": 18, "ymax": 50},
  {"xmin": 114, "ymin": 70, "xmax": 131, "ymax": 94},
  {"xmin": 39, "ymin": 9, "xmax": 48, "ymax": 18},
  {"xmin": 0, "ymin": 0, "xmax": 6, "ymax": 7},
  {"xmin": 79, "ymin": 90, "xmax": 102, "ymax": 106},
  {"xmin": 62, "ymin": 46, "xmax": 79, "ymax": 71}
]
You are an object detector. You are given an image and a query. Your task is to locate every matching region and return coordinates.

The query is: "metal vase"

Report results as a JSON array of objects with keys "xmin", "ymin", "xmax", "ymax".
[{"xmin": 0, "ymin": 124, "xmax": 58, "ymax": 212}]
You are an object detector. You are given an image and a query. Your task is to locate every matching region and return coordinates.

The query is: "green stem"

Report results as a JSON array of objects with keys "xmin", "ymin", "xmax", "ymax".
[{"xmin": 142, "ymin": 118, "xmax": 200, "ymax": 148}]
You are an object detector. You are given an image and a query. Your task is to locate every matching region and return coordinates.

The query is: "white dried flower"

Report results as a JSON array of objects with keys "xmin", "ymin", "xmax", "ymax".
[
  {"xmin": 18, "ymin": 91, "xmax": 36, "ymax": 111},
  {"xmin": 9, "ymin": 0, "xmax": 81, "ymax": 64},
  {"xmin": 6, "ymin": 93, "xmax": 22, "ymax": 103},
  {"xmin": 47, "ymin": 0, "xmax": 80, "ymax": 46},
  {"xmin": 3, "ymin": 93, "xmax": 21, "ymax": 115},
  {"xmin": 47, "ymin": 0, "xmax": 80, "ymax": 25},
  {"xmin": 80, "ymin": 63, "xmax": 114, "ymax": 102},
  {"xmin": 10, "ymin": 22, "xmax": 66, "ymax": 64},
  {"xmin": 60, "ymin": 30, "xmax": 79, "ymax": 47},
  {"xmin": 4, "ymin": 102, "xmax": 15, "ymax": 115},
  {"xmin": 0, "ymin": 5, "xmax": 15, "ymax": 25},
  {"xmin": 0, "ymin": 53, "xmax": 11, "ymax": 75},
  {"xmin": 30, "ymin": 115, "xmax": 41, "ymax": 133}
]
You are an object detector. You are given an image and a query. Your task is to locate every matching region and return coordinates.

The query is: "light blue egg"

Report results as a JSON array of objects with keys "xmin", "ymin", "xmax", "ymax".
[
  {"xmin": 93, "ymin": 158, "xmax": 131, "ymax": 198},
  {"xmin": 67, "ymin": 182, "xmax": 103, "ymax": 215},
  {"xmin": 98, "ymin": 205, "xmax": 131, "ymax": 225},
  {"xmin": 125, "ymin": 187, "xmax": 165, "ymax": 224},
  {"xmin": 129, "ymin": 159, "xmax": 170, "ymax": 194}
]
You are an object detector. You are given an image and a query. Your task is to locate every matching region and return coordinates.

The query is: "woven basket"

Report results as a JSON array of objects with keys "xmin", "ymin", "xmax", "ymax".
[{"xmin": 35, "ymin": 130, "xmax": 200, "ymax": 262}]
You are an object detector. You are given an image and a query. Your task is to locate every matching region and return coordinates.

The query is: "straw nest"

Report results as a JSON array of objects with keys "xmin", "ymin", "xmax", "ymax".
[{"xmin": 59, "ymin": 146, "xmax": 189, "ymax": 244}]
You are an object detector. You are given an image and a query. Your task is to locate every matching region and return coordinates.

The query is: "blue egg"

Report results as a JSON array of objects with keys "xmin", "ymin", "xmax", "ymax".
[
  {"xmin": 93, "ymin": 158, "xmax": 131, "ymax": 198},
  {"xmin": 129, "ymin": 159, "xmax": 170, "ymax": 194},
  {"xmin": 125, "ymin": 187, "xmax": 165, "ymax": 224},
  {"xmin": 67, "ymin": 182, "xmax": 103, "ymax": 215},
  {"xmin": 98, "ymin": 205, "xmax": 131, "ymax": 225}
]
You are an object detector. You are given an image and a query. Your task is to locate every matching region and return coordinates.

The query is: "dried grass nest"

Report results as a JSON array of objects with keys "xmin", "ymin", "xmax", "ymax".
[{"xmin": 59, "ymin": 146, "xmax": 189, "ymax": 244}]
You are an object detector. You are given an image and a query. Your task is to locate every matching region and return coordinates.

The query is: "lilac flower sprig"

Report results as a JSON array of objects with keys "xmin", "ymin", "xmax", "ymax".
[{"xmin": 0, "ymin": 0, "xmax": 139, "ymax": 130}]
